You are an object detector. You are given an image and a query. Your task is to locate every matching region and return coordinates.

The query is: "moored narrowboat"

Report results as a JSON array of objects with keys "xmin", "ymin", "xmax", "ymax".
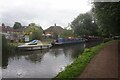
[{"xmin": 51, "ymin": 38, "xmax": 86, "ymax": 46}]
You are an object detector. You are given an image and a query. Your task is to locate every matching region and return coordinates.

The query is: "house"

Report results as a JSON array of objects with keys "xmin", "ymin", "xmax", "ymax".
[
  {"xmin": 1, "ymin": 23, "xmax": 26, "ymax": 42},
  {"xmin": 1, "ymin": 24, "xmax": 15, "ymax": 40},
  {"xmin": 44, "ymin": 24, "xmax": 64, "ymax": 38}
]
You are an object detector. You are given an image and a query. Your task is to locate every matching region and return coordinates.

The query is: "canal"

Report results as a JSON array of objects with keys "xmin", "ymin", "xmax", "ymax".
[{"xmin": 2, "ymin": 41, "xmax": 101, "ymax": 78}]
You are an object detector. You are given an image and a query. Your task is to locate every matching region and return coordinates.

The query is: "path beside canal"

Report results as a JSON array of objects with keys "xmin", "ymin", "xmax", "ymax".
[{"xmin": 79, "ymin": 41, "xmax": 119, "ymax": 78}]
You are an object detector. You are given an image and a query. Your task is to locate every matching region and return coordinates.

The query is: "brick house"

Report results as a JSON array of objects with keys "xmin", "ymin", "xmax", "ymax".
[
  {"xmin": 1, "ymin": 24, "xmax": 25, "ymax": 42},
  {"xmin": 44, "ymin": 24, "xmax": 64, "ymax": 38}
]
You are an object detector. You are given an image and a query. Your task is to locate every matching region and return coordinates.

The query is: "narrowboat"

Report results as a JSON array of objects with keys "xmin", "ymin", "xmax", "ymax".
[{"xmin": 51, "ymin": 38, "xmax": 86, "ymax": 46}]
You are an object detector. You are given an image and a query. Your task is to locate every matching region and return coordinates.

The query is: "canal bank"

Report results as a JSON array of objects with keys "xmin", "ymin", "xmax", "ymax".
[{"xmin": 54, "ymin": 40, "xmax": 118, "ymax": 79}]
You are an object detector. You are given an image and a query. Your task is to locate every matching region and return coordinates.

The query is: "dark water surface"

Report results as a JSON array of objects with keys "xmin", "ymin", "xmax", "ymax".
[{"xmin": 2, "ymin": 42, "xmax": 101, "ymax": 78}]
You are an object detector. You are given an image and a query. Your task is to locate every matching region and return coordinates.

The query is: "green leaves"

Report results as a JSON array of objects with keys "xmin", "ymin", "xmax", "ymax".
[
  {"xmin": 24, "ymin": 25, "xmax": 43, "ymax": 40},
  {"xmin": 61, "ymin": 29, "xmax": 74, "ymax": 38},
  {"xmin": 13, "ymin": 22, "xmax": 22, "ymax": 29},
  {"xmin": 71, "ymin": 12, "xmax": 98, "ymax": 36},
  {"xmin": 93, "ymin": 2, "xmax": 120, "ymax": 36},
  {"xmin": 31, "ymin": 28, "xmax": 42, "ymax": 40}
]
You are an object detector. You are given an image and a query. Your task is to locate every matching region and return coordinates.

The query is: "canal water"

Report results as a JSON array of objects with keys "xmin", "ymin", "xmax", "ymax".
[{"xmin": 2, "ymin": 42, "xmax": 101, "ymax": 78}]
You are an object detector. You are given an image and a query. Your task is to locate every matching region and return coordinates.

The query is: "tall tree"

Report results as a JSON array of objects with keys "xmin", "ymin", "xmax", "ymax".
[
  {"xmin": 2, "ymin": 23, "xmax": 5, "ymax": 27},
  {"xmin": 71, "ymin": 12, "xmax": 98, "ymax": 37},
  {"xmin": 93, "ymin": 2, "xmax": 120, "ymax": 36},
  {"xmin": 13, "ymin": 22, "xmax": 22, "ymax": 29}
]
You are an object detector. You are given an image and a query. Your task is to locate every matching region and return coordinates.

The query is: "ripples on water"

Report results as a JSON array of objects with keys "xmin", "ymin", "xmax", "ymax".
[{"xmin": 2, "ymin": 42, "xmax": 101, "ymax": 78}]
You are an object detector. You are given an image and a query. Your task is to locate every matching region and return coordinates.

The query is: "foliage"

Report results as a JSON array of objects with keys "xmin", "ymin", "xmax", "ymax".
[
  {"xmin": 2, "ymin": 35, "xmax": 8, "ymax": 52},
  {"xmin": 0, "ymin": 34, "xmax": 1, "ymax": 53},
  {"xmin": 2, "ymin": 35, "xmax": 17, "ymax": 68},
  {"xmin": 28, "ymin": 23, "xmax": 36, "ymax": 26},
  {"xmin": 13, "ymin": 22, "xmax": 22, "ymax": 29},
  {"xmin": 71, "ymin": 12, "xmax": 98, "ymax": 37},
  {"xmin": 61, "ymin": 29, "xmax": 74, "ymax": 38},
  {"xmin": 54, "ymin": 41, "xmax": 112, "ymax": 79},
  {"xmin": 103, "ymin": 38, "xmax": 112, "ymax": 43},
  {"xmin": 52, "ymin": 32, "xmax": 58, "ymax": 39},
  {"xmin": 24, "ymin": 25, "xmax": 43, "ymax": 40},
  {"xmin": 93, "ymin": 2, "xmax": 120, "ymax": 36},
  {"xmin": 31, "ymin": 28, "xmax": 43, "ymax": 40},
  {"xmin": 2, "ymin": 35, "xmax": 17, "ymax": 53}
]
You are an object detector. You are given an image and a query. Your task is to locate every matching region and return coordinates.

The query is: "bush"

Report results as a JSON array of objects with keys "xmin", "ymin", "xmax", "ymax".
[
  {"xmin": 2, "ymin": 35, "xmax": 8, "ymax": 53},
  {"xmin": 2, "ymin": 35, "xmax": 16, "ymax": 54},
  {"xmin": 103, "ymin": 38, "xmax": 111, "ymax": 43}
]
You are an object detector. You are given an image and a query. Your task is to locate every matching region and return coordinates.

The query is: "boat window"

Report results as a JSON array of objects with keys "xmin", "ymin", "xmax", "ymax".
[{"xmin": 32, "ymin": 40, "xmax": 38, "ymax": 43}]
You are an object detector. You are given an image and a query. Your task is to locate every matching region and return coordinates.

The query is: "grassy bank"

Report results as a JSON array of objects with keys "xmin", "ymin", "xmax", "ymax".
[{"xmin": 54, "ymin": 41, "xmax": 113, "ymax": 80}]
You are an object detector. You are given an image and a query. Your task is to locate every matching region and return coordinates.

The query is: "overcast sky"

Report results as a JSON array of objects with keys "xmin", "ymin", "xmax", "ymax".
[{"xmin": 0, "ymin": 0, "xmax": 92, "ymax": 29}]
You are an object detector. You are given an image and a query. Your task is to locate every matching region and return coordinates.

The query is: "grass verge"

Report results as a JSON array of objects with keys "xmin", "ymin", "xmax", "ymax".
[{"xmin": 53, "ymin": 40, "xmax": 113, "ymax": 80}]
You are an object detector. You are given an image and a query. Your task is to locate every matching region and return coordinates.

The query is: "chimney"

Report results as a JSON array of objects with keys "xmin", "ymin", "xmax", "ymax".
[{"xmin": 54, "ymin": 23, "xmax": 56, "ymax": 27}]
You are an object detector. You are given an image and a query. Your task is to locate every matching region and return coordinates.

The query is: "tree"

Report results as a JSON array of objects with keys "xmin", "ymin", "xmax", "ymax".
[
  {"xmin": 31, "ymin": 28, "xmax": 43, "ymax": 40},
  {"xmin": 61, "ymin": 29, "xmax": 74, "ymax": 38},
  {"xmin": 71, "ymin": 12, "xmax": 98, "ymax": 37},
  {"xmin": 13, "ymin": 22, "xmax": 22, "ymax": 29},
  {"xmin": 28, "ymin": 23, "xmax": 36, "ymax": 26},
  {"xmin": 2, "ymin": 35, "xmax": 8, "ymax": 54},
  {"xmin": 93, "ymin": 2, "xmax": 120, "ymax": 36},
  {"xmin": 53, "ymin": 32, "xmax": 58, "ymax": 39},
  {"xmin": 2, "ymin": 23, "xmax": 5, "ymax": 27},
  {"xmin": 2, "ymin": 34, "xmax": 9, "ymax": 68},
  {"xmin": 24, "ymin": 24, "xmax": 43, "ymax": 40}
]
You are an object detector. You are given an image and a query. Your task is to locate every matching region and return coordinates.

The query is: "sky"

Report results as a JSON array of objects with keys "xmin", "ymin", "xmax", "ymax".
[{"xmin": 0, "ymin": 0, "xmax": 92, "ymax": 30}]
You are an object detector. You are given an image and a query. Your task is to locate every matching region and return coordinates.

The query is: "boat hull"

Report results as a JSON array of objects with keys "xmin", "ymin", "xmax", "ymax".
[
  {"xmin": 18, "ymin": 44, "xmax": 52, "ymax": 51},
  {"xmin": 52, "ymin": 41, "xmax": 85, "ymax": 46}
]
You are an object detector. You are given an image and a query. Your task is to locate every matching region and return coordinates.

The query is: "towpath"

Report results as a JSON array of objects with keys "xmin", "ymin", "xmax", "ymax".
[{"xmin": 78, "ymin": 40, "xmax": 119, "ymax": 78}]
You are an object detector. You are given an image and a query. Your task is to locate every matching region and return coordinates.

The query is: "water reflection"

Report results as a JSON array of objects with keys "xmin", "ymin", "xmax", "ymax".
[
  {"xmin": 25, "ymin": 50, "xmax": 48, "ymax": 63},
  {"xmin": 2, "ymin": 41, "xmax": 101, "ymax": 78},
  {"xmin": 2, "ymin": 53, "xmax": 9, "ymax": 69}
]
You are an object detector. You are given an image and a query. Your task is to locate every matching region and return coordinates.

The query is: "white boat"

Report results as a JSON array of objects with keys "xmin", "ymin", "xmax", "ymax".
[{"xmin": 18, "ymin": 40, "xmax": 52, "ymax": 50}]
